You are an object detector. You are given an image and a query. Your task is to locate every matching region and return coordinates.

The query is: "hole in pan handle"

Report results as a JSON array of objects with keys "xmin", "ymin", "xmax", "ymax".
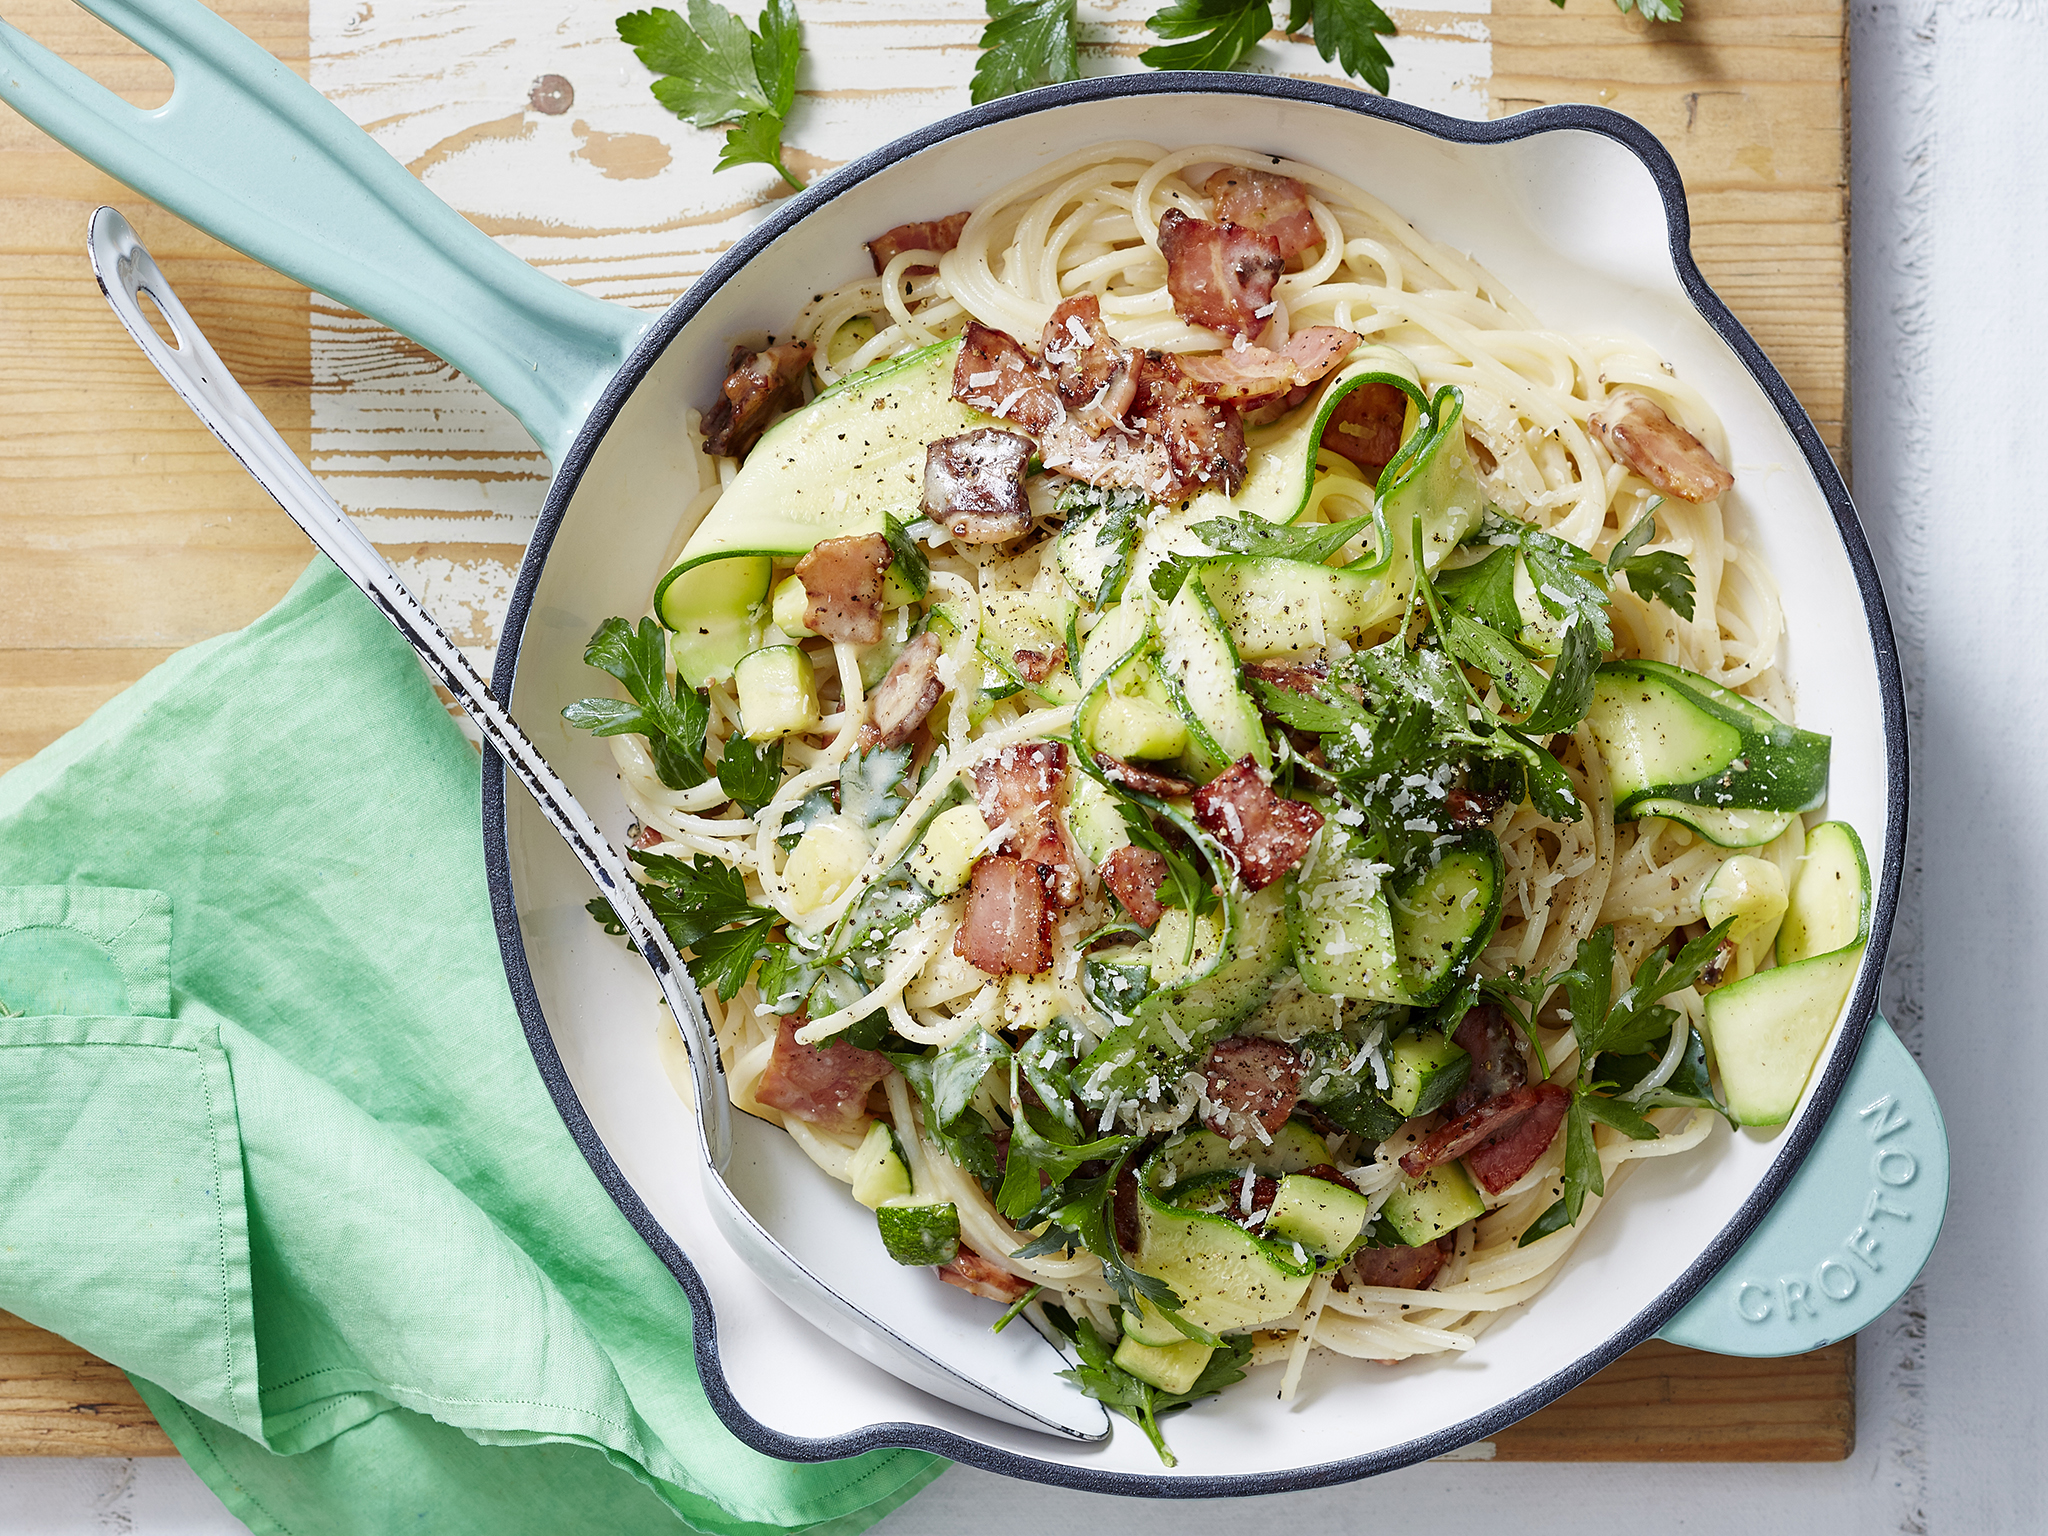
[
  {"xmin": 0, "ymin": 0, "xmax": 649, "ymax": 464},
  {"xmin": 1658, "ymin": 1015, "xmax": 1947, "ymax": 1356}
]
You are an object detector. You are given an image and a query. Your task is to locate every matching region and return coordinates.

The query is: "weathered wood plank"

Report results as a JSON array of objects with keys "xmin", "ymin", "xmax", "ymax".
[{"xmin": 0, "ymin": 1312, "xmax": 174, "ymax": 1457}]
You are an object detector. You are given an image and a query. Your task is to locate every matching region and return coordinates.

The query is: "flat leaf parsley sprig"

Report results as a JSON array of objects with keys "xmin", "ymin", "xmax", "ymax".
[{"xmin": 618, "ymin": 0, "xmax": 804, "ymax": 189}]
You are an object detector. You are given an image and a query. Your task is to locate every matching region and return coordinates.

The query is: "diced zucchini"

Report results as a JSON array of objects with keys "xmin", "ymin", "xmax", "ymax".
[
  {"xmin": 1703, "ymin": 819, "xmax": 1871, "ymax": 1125},
  {"xmin": 875, "ymin": 1198, "xmax": 961, "ymax": 1265},
  {"xmin": 848, "ymin": 1120, "xmax": 913, "ymax": 1209},
  {"xmin": 1128, "ymin": 1167, "xmax": 1315, "ymax": 1333},
  {"xmin": 827, "ymin": 314, "xmax": 877, "ymax": 368},
  {"xmin": 1288, "ymin": 857, "xmax": 1405, "ymax": 1003},
  {"xmin": 782, "ymin": 819, "xmax": 868, "ymax": 914},
  {"xmin": 1705, "ymin": 945, "xmax": 1864, "ymax": 1126},
  {"xmin": 1383, "ymin": 1029, "xmax": 1472, "ymax": 1118},
  {"xmin": 1701, "ymin": 854, "xmax": 1790, "ymax": 982},
  {"xmin": 1587, "ymin": 660, "xmax": 1830, "ymax": 846},
  {"xmin": 1119, "ymin": 1296, "xmax": 1186, "ymax": 1347},
  {"xmin": 660, "ymin": 553, "xmax": 773, "ymax": 686},
  {"xmin": 1112, "ymin": 1335, "xmax": 1214, "ymax": 1394},
  {"xmin": 1091, "ymin": 696, "xmax": 1189, "ymax": 762},
  {"xmin": 1380, "ymin": 1161, "xmax": 1486, "ymax": 1247},
  {"xmin": 770, "ymin": 573, "xmax": 813, "ymax": 636},
  {"xmin": 1155, "ymin": 1121, "xmax": 1332, "ymax": 1183},
  {"xmin": 973, "ymin": 590, "xmax": 1077, "ymax": 703},
  {"xmin": 1147, "ymin": 885, "xmax": 1288, "ymax": 1034},
  {"xmin": 1066, "ymin": 773, "xmax": 1132, "ymax": 867},
  {"xmin": 1157, "ymin": 571, "xmax": 1269, "ymax": 782},
  {"xmin": 1388, "ymin": 832, "xmax": 1505, "ymax": 1005},
  {"xmin": 1777, "ymin": 820, "xmax": 1870, "ymax": 965},
  {"xmin": 734, "ymin": 644, "xmax": 820, "ymax": 740},
  {"xmin": 908, "ymin": 802, "xmax": 991, "ymax": 898},
  {"xmin": 1265, "ymin": 1172, "xmax": 1375, "ymax": 1258}
]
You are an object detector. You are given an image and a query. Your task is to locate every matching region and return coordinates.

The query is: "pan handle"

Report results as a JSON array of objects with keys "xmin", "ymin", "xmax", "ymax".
[
  {"xmin": 0, "ymin": 0, "xmax": 650, "ymax": 465},
  {"xmin": 1658, "ymin": 1014, "xmax": 1946, "ymax": 1356}
]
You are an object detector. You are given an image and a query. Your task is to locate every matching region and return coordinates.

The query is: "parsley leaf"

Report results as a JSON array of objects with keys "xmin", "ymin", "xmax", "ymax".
[
  {"xmin": 1433, "ymin": 546, "xmax": 1523, "ymax": 636},
  {"xmin": 1607, "ymin": 504, "xmax": 1699, "ymax": 621},
  {"xmin": 717, "ymin": 735, "xmax": 783, "ymax": 814},
  {"xmin": 628, "ymin": 849, "xmax": 782, "ymax": 1000},
  {"xmin": 881, "ymin": 512, "xmax": 930, "ymax": 601},
  {"xmin": 972, "ymin": 0, "xmax": 1080, "ymax": 103},
  {"xmin": 890, "ymin": 1029, "xmax": 1007, "ymax": 1181},
  {"xmin": 618, "ymin": 0, "xmax": 804, "ymax": 190},
  {"xmin": 1291, "ymin": 0, "xmax": 1398, "ymax": 95},
  {"xmin": 1615, "ymin": 0, "xmax": 1683, "ymax": 19},
  {"xmin": 1140, "ymin": 0, "xmax": 1274, "ymax": 70},
  {"xmin": 1042, "ymin": 1304, "xmax": 1251, "ymax": 1466},
  {"xmin": 1517, "ymin": 618, "xmax": 1602, "ymax": 737},
  {"xmin": 1058, "ymin": 485, "xmax": 1147, "ymax": 606},
  {"xmin": 1191, "ymin": 512, "xmax": 1379, "ymax": 567},
  {"xmin": 563, "ymin": 616, "xmax": 712, "ymax": 791}
]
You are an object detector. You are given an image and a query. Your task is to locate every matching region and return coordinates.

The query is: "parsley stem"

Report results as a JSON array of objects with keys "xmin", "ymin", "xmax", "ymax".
[
  {"xmin": 991, "ymin": 1284, "xmax": 1042, "ymax": 1334},
  {"xmin": 1409, "ymin": 517, "xmax": 1489, "ymax": 716},
  {"xmin": 771, "ymin": 154, "xmax": 802, "ymax": 192}
]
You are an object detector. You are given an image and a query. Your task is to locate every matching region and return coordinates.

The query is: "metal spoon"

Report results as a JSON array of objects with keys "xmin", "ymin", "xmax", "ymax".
[{"xmin": 88, "ymin": 207, "xmax": 1105, "ymax": 1443}]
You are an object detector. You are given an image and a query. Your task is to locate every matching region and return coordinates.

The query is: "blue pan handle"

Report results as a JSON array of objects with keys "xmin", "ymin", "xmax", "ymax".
[
  {"xmin": 1660, "ymin": 1014, "xmax": 1946, "ymax": 1355},
  {"xmin": 0, "ymin": 0, "xmax": 650, "ymax": 464}
]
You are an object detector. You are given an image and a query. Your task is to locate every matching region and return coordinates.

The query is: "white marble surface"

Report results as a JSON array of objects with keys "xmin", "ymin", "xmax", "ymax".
[{"xmin": 6, "ymin": 0, "xmax": 2043, "ymax": 1528}]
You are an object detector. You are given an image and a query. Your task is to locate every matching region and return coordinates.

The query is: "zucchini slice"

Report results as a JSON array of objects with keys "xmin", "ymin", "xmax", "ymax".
[
  {"xmin": 1703, "ymin": 820, "xmax": 1870, "ymax": 1126},
  {"xmin": 1587, "ymin": 660, "xmax": 1830, "ymax": 846},
  {"xmin": 1156, "ymin": 571, "xmax": 1270, "ymax": 781},
  {"xmin": 1389, "ymin": 832, "xmax": 1506, "ymax": 1006}
]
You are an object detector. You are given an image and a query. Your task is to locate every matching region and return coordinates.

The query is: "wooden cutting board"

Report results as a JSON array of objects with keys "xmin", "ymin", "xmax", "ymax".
[{"xmin": 0, "ymin": 0, "xmax": 1849, "ymax": 1462}]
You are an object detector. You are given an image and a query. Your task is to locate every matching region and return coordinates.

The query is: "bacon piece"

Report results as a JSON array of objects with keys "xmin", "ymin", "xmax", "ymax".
[
  {"xmin": 1242, "ymin": 658, "xmax": 1329, "ymax": 696},
  {"xmin": 1448, "ymin": 1004, "xmax": 1528, "ymax": 1120},
  {"xmin": 1175, "ymin": 327, "xmax": 1357, "ymax": 403},
  {"xmin": 1203, "ymin": 167, "xmax": 1321, "ymax": 262},
  {"xmin": 1590, "ymin": 390, "xmax": 1735, "ymax": 503},
  {"xmin": 1158, "ymin": 208, "xmax": 1285, "ymax": 341},
  {"xmin": 795, "ymin": 532, "xmax": 891, "ymax": 645},
  {"xmin": 973, "ymin": 741, "xmax": 1081, "ymax": 906},
  {"xmin": 922, "ymin": 428, "xmax": 1034, "ymax": 544},
  {"xmin": 1347, "ymin": 1238, "xmax": 1452, "ymax": 1291},
  {"xmin": 1320, "ymin": 381, "xmax": 1410, "ymax": 483},
  {"xmin": 1298, "ymin": 1162, "xmax": 1360, "ymax": 1190},
  {"xmin": 937, "ymin": 1244, "xmax": 1033, "ymax": 1302},
  {"xmin": 1098, "ymin": 755, "xmax": 1195, "ymax": 798},
  {"xmin": 1400, "ymin": 1082, "xmax": 1571, "ymax": 1195},
  {"xmin": 629, "ymin": 822, "xmax": 665, "ymax": 850},
  {"xmin": 953, "ymin": 855, "xmax": 1054, "ymax": 975},
  {"xmin": 703, "ymin": 339, "xmax": 813, "ymax": 460},
  {"xmin": 866, "ymin": 210, "xmax": 970, "ymax": 277},
  {"xmin": 754, "ymin": 1015, "xmax": 892, "ymax": 1134},
  {"xmin": 1200, "ymin": 1036, "xmax": 1304, "ymax": 1139},
  {"xmin": 1443, "ymin": 784, "xmax": 1508, "ymax": 832},
  {"xmin": 1041, "ymin": 294, "xmax": 1137, "ymax": 432},
  {"xmin": 1011, "ymin": 645, "xmax": 1066, "ymax": 684},
  {"xmin": 1036, "ymin": 350, "xmax": 1249, "ymax": 503},
  {"xmin": 862, "ymin": 632, "xmax": 944, "ymax": 751},
  {"xmin": 952, "ymin": 321, "xmax": 1062, "ymax": 434},
  {"xmin": 1100, "ymin": 845, "xmax": 1169, "ymax": 927},
  {"xmin": 1190, "ymin": 757, "xmax": 1324, "ymax": 890}
]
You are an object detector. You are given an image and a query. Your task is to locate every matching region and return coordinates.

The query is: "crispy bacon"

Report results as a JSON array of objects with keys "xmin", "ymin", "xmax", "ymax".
[
  {"xmin": 1590, "ymin": 390, "xmax": 1735, "ymax": 503},
  {"xmin": 1100, "ymin": 844, "xmax": 1169, "ymax": 928},
  {"xmin": 1157, "ymin": 208, "xmax": 1285, "ymax": 341},
  {"xmin": 862, "ymin": 632, "xmax": 944, "ymax": 751},
  {"xmin": 1346, "ymin": 1238, "xmax": 1451, "ymax": 1291},
  {"xmin": 972, "ymin": 741, "xmax": 1081, "ymax": 905},
  {"xmin": 1448, "ymin": 1004, "xmax": 1528, "ymax": 1120},
  {"xmin": 1443, "ymin": 784, "xmax": 1508, "ymax": 832},
  {"xmin": 1242, "ymin": 658, "xmax": 1329, "ymax": 696},
  {"xmin": 1011, "ymin": 645, "xmax": 1066, "ymax": 684},
  {"xmin": 1201, "ymin": 1036, "xmax": 1304, "ymax": 1139},
  {"xmin": 1041, "ymin": 294, "xmax": 1137, "ymax": 433},
  {"xmin": 754, "ymin": 1015, "xmax": 892, "ymax": 1134},
  {"xmin": 922, "ymin": 428, "xmax": 1034, "ymax": 544},
  {"xmin": 1399, "ymin": 1082, "xmax": 1571, "ymax": 1195},
  {"xmin": 1203, "ymin": 166, "xmax": 1321, "ymax": 262},
  {"xmin": 1190, "ymin": 756, "xmax": 1324, "ymax": 890},
  {"xmin": 629, "ymin": 822, "xmax": 665, "ymax": 850},
  {"xmin": 1097, "ymin": 755, "xmax": 1195, "ymax": 798},
  {"xmin": 953, "ymin": 856, "xmax": 1054, "ymax": 975},
  {"xmin": 795, "ymin": 532, "xmax": 891, "ymax": 645},
  {"xmin": 702, "ymin": 339, "xmax": 813, "ymax": 460},
  {"xmin": 952, "ymin": 321, "xmax": 1062, "ymax": 434},
  {"xmin": 1175, "ymin": 327, "xmax": 1357, "ymax": 403},
  {"xmin": 1320, "ymin": 381, "xmax": 1410, "ymax": 483},
  {"xmin": 937, "ymin": 1244, "xmax": 1033, "ymax": 1302},
  {"xmin": 866, "ymin": 210, "xmax": 971, "ymax": 277},
  {"xmin": 1036, "ymin": 350, "xmax": 1249, "ymax": 504}
]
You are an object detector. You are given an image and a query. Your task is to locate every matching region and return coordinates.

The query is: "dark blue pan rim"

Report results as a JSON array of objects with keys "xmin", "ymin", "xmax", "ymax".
[{"xmin": 482, "ymin": 70, "xmax": 1907, "ymax": 1497}]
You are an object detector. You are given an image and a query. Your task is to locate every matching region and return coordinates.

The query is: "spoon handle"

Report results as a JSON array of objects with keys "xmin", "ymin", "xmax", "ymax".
[{"xmin": 87, "ymin": 207, "xmax": 734, "ymax": 1169}]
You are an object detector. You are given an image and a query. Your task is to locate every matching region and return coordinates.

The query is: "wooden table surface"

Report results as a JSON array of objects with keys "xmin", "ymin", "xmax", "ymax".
[{"xmin": 0, "ymin": 0, "xmax": 1851, "ymax": 1463}]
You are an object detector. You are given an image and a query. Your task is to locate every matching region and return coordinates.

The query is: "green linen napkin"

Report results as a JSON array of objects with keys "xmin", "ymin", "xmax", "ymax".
[{"xmin": 0, "ymin": 559, "xmax": 946, "ymax": 1534}]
